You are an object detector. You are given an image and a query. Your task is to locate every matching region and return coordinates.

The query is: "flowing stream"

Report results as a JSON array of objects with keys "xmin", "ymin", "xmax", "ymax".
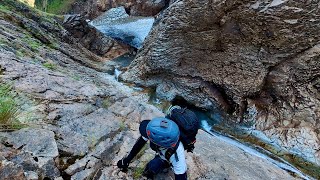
[{"xmin": 200, "ymin": 120, "xmax": 313, "ymax": 180}]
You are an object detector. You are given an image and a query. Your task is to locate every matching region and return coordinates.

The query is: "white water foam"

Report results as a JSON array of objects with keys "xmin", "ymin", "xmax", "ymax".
[{"xmin": 114, "ymin": 68, "xmax": 121, "ymax": 81}]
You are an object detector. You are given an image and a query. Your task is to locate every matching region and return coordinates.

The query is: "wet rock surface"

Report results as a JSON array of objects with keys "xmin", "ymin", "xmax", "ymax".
[
  {"xmin": 122, "ymin": 0, "xmax": 320, "ymax": 174},
  {"xmin": 0, "ymin": 0, "xmax": 315, "ymax": 179}
]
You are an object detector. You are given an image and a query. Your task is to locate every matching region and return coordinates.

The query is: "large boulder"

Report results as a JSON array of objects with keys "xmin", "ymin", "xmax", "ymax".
[
  {"xmin": 3, "ymin": 129, "xmax": 59, "ymax": 158},
  {"xmin": 0, "ymin": 129, "xmax": 60, "ymax": 179},
  {"xmin": 122, "ymin": 0, "xmax": 320, "ymax": 171}
]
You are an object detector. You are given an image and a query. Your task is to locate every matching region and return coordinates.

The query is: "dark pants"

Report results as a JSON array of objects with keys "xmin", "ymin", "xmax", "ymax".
[{"xmin": 143, "ymin": 155, "xmax": 170, "ymax": 179}]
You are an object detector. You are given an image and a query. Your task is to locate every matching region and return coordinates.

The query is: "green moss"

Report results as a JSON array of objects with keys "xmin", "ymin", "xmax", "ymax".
[
  {"xmin": 0, "ymin": 4, "xmax": 11, "ymax": 13},
  {"xmin": 16, "ymin": 51, "xmax": 23, "ymax": 57},
  {"xmin": 29, "ymin": 58, "xmax": 40, "ymax": 64},
  {"xmin": 22, "ymin": 35, "xmax": 42, "ymax": 52},
  {"xmin": 43, "ymin": 61, "xmax": 57, "ymax": 70},
  {"xmin": 0, "ymin": 39, "xmax": 9, "ymax": 46},
  {"xmin": 48, "ymin": 42, "xmax": 59, "ymax": 49}
]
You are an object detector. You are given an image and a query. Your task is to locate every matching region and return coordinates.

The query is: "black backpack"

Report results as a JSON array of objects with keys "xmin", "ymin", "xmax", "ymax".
[{"xmin": 165, "ymin": 106, "xmax": 200, "ymax": 153}]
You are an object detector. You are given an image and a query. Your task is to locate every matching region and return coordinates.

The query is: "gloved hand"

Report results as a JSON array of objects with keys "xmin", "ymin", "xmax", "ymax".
[
  {"xmin": 186, "ymin": 143, "xmax": 195, "ymax": 153},
  {"xmin": 117, "ymin": 157, "xmax": 130, "ymax": 172}
]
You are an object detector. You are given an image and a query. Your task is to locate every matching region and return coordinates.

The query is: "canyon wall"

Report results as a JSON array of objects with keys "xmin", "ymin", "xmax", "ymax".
[{"xmin": 122, "ymin": 0, "xmax": 320, "ymax": 169}]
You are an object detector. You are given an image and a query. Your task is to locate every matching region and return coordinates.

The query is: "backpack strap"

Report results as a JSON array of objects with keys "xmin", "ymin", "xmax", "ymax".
[{"xmin": 165, "ymin": 141, "xmax": 180, "ymax": 162}]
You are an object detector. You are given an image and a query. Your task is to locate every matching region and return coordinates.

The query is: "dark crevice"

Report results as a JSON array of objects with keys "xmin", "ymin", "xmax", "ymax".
[
  {"xmin": 238, "ymin": 98, "xmax": 248, "ymax": 123},
  {"xmin": 140, "ymin": 73, "xmax": 236, "ymax": 114},
  {"xmin": 199, "ymin": 80, "xmax": 236, "ymax": 114},
  {"xmin": 92, "ymin": 168, "xmax": 103, "ymax": 180},
  {"xmin": 0, "ymin": 65, "xmax": 6, "ymax": 75},
  {"xmin": 171, "ymin": 96, "xmax": 200, "ymax": 110},
  {"xmin": 3, "ymin": 141, "xmax": 14, "ymax": 148},
  {"xmin": 124, "ymin": 6, "xmax": 131, "ymax": 15},
  {"xmin": 33, "ymin": 157, "xmax": 39, "ymax": 162},
  {"xmin": 61, "ymin": 171, "xmax": 71, "ymax": 180}
]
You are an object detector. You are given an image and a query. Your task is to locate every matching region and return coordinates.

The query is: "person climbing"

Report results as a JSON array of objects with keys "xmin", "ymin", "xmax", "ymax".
[{"xmin": 117, "ymin": 106, "xmax": 200, "ymax": 180}]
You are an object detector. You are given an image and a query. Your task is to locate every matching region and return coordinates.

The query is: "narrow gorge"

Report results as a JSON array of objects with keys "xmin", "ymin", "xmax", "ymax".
[{"xmin": 0, "ymin": 0, "xmax": 319, "ymax": 179}]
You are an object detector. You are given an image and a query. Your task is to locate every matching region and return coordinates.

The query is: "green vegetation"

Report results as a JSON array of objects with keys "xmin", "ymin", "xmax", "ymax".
[
  {"xmin": 23, "ymin": 35, "xmax": 43, "ymax": 52},
  {"xmin": 0, "ymin": 38, "xmax": 9, "ymax": 46},
  {"xmin": 48, "ymin": 42, "xmax": 59, "ymax": 50},
  {"xmin": 35, "ymin": 0, "xmax": 76, "ymax": 14},
  {"xmin": 133, "ymin": 165, "xmax": 145, "ymax": 179},
  {"xmin": 135, "ymin": 144, "xmax": 148, "ymax": 160},
  {"xmin": 43, "ymin": 61, "xmax": 57, "ymax": 70},
  {"xmin": 119, "ymin": 121, "xmax": 126, "ymax": 131},
  {"xmin": 0, "ymin": 83, "xmax": 22, "ymax": 130},
  {"xmin": 102, "ymin": 98, "xmax": 111, "ymax": 109},
  {"xmin": 0, "ymin": 4, "xmax": 11, "ymax": 13},
  {"xmin": 132, "ymin": 149, "xmax": 152, "ymax": 179},
  {"xmin": 71, "ymin": 74, "xmax": 81, "ymax": 81}
]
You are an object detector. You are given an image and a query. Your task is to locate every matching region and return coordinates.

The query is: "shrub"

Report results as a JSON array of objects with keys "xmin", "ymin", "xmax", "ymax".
[
  {"xmin": 0, "ymin": 83, "xmax": 20, "ymax": 130},
  {"xmin": 43, "ymin": 61, "xmax": 57, "ymax": 70}
]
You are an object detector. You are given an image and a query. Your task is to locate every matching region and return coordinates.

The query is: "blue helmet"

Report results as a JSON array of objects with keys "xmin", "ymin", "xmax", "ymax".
[{"xmin": 146, "ymin": 117, "xmax": 180, "ymax": 148}]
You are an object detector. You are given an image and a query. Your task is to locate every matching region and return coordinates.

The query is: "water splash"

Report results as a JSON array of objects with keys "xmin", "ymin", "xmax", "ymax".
[{"xmin": 114, "ymin": 68, "xmax": 121, "ymax": 81}]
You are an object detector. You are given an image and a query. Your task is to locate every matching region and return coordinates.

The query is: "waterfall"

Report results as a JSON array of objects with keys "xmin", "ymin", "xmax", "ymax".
[{"xmin": 114, "ymin": 68, "xmax": 121, "ymax": 81}]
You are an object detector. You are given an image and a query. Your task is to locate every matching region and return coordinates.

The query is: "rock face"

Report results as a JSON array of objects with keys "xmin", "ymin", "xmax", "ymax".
[
  {"xmin": 122, "ymin": 0, "xmax": 320, "ymax": 172},
  {"xmin": 69, "ymin": 0, "xmax": 168, "ymax": 19},
  {"xmin": 1, "ymin": 129, "xmax": 61, "ymax": 179},
  {"xmin": 3, "ymin": 129, "xmax": 59, "ymax": 158},
  {"xmin": 0, "ymin": 159, "xmax": 26, "ymax": 180}
]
